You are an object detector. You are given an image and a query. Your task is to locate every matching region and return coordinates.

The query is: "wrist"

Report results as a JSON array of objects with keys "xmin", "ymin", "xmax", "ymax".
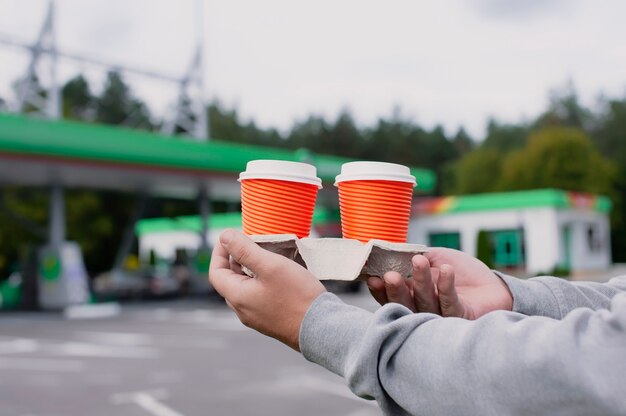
[{"xmin": 494, "ymin": 272, "xmax": 514, "ymax": 311}]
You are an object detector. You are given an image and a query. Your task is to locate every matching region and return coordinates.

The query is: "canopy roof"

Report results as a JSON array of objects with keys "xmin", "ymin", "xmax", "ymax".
[
  {"xmin": 0, "ymin": 113, "xmax": 436, "ymax": 199},
  {"xmin": 414, "ymin": 189, "xmax": 612, "ymax": 215}
]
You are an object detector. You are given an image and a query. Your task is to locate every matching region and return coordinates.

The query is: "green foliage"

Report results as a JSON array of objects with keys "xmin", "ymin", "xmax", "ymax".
[
  {"xmin": 208, "ymin": 100, "xmax": 282, "ymax": 147},
  {"xmin": 498, "ymin": 127, "xmax": 615, "ymax": 194},
  {"xmin": 534, "ymin": 82, "xmax": 593, "ymax": 131},
  {"xmin": 476, "ymin": 231, "xmax": 493, "ymax": 269},
  {"xmin": 452, "ymin": 148, "xmax": 502, "ymax": 194},
  {"xmin": 62, "ymin": 75, "xmax": 93, "ymax": 120},
  {"xmin": 0, "ymin": 188, "xmax": 48, "ymax": 278},
  {"xmin": 96, "ymin": 71, "xmax": 153, "ymax": 130},
  {"xmin": 591, "ymin": 95, "xmax": 626, "ymax": 261},
  {"xmin": 482, "ymin": 119, "xmax": 529, "ymax": 153}
]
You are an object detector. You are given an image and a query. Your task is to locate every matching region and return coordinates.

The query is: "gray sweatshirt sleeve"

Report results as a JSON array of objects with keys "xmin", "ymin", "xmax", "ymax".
[
  {"xmin": 498, "ymin": 273, "xmax": 626, "ymax": 319},
  {"xmin": 299, "ymin": 292, "xmax": 626, "ymax": 416}
]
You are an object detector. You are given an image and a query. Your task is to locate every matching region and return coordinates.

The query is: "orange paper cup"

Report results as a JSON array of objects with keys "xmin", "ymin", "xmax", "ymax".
[
  {"xmin": 335, "ymin": 162, "xmax": 416, "ymax": 243},
  {"xmin": 239, "ymin": 160, "xmax": 322, "ymax": 238}
]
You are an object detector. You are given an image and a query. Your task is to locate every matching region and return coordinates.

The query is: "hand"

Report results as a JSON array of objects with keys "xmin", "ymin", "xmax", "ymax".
[
  {"xmin": 209, "ymin": 229, "xmax": 326, "ymax": 351},
  {"xmin": 367, "ymin": 248, "xmax": 513, "ymax": 319}
]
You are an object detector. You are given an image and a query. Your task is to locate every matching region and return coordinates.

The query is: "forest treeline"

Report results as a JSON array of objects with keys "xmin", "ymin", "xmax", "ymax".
[{"xmin": 1, "ymin": 72, "xmax": 625, "ymax": 274}]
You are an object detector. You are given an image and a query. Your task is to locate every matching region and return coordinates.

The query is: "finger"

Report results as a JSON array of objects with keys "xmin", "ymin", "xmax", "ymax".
[
  {"xmin": 229, "ymin": 257, "xmax": 243, "ymax": 275},
  {"xmin": 411, "ymin": 255, "xmax": 441, "ymax": 314},
  {"xmin": 384, "ymin": 271, "xmax": 416, "ymax": 312},
  {"xmin": 219, "ymin": 229, "xmax": 279, "ymax": 276},
  {"xmin": 209, "ymin": 238, "xmax": 232, "ymax": 272},
  {"xmin": 436, "ymin": 264, "xmax": 465, "ymax": 318},
  {"xmin": 367, "ymin": 276, "xmax": 388, "ymax": 306},
  {"xmin": 208, "ymin": 243, "xmax": 249, "ymax": 300}
]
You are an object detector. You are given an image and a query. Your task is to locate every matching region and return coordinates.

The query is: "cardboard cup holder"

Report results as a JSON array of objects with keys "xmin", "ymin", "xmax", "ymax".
[{"xmin": 243, "ymin": 234, "xmax": 428, "ymax": 281}]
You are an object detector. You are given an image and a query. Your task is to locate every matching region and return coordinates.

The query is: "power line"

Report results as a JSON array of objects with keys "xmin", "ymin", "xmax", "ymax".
[{"xmin": 0, "ymin": 32, "xmax": 181, "ymax": 83}]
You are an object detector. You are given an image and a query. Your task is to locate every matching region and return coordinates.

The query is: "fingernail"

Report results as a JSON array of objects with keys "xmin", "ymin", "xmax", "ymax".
[{"xmin": 220, "ymin": 229, "xmax": 235, "ymax": 245}]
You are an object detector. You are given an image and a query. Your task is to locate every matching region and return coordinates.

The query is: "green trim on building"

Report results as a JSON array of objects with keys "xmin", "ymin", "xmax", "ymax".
[
  {"xmin": 0, "ymin": 113, "xmax": 436, "ymax": 191},
  {"xmin": 428, "ymin": 232, "xmax": 461, "ymax": 250},
  {"xmin": 595, "ymin": 196, "xmax": 613, "ymax": 213},
  {"xmin": 135, "ymin": 208, "xmax": 340, "ymax": 236},
  {"xmin": 419, "ymin": 189, "xmax": 612, "ymax": 215}
]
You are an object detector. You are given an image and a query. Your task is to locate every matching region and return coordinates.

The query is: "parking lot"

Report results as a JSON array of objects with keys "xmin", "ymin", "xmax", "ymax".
[{"xmin": 0, "ymin": 292, "xmax": 381, "ymax": 416}]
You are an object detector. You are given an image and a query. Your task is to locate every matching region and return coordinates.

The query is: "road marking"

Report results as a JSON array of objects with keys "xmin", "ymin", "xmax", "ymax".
[
  {"xmin": 51, "ymin": 341, "xmax": 158, "ymax": 359},
  {"xmin": 133, "ymin": 393, "xmax": 185, "ymax": 416},
  {"xmin": 0, "ymin": 338, "xmax": 40, "ymax": 354},
  {"xmin": 0, "ymin": 357, "xmax": 85, "ymax": 372},
  {"xmin": 112, "ymin": 389, "xmax": 186, "ymax": 416},
  {"xmin": 64, "ymin": 303, "xmax": 121, "ymax": 320},
  {"xmin": 77, "ymin": 331, "xmax": 152, "ymax": 346},
  {"xmin": 0, "ymin": 336, "xmax": 157, "ymax": 359}
]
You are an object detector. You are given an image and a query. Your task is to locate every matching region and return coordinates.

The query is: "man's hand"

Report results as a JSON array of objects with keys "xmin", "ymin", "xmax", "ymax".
[
  {"xmin": 367, "ymin": 248, "xmax": 513, "ymax": 319},
  {"xmin": 209, "ymin": 229, "xmax": 326, "ymax": 351}
]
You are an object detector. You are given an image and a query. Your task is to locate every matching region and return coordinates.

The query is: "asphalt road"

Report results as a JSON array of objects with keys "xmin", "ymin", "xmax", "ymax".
[{"xmin": 0, "ymin": 291, "xmax": 382, "ymax": 416}]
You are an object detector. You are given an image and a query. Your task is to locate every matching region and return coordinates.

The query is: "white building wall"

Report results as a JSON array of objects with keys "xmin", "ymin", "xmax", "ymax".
[
  {"xmin": 410, "ymin": 208, "xmax": 562, "ymax": 273},
  {"xmin": 522, "ymin": 208, "xmax": 560, "ymax": 274},
  {"xmin": 139, "ymin": 229, "xmax": 225, "ymax": 260},
  {"xmin": 556, "ymin": 211, "xmax": 611, "ymax": 271},
  {"xmin": 409, "ymin": 209, "xmax": 530, "ymax": 256}
]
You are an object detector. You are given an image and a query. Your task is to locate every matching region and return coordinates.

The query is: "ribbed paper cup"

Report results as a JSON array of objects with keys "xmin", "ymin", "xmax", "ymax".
[
  {"xmin": 335, "ymin": 162, "xmax": 416, "ymax": 243},
  {"xmin": 239, "ymin": 160, "xmax": 322, "ymax": 238}
]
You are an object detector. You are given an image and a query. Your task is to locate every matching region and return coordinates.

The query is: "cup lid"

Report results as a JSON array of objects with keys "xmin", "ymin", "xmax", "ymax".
[
  {"xmin": 334, "ymin": 161, "xmax": 416, "ymax": 186},
  {"xmin": 238, "ymin": 160, "xmax": 323, "ymax": 188}
]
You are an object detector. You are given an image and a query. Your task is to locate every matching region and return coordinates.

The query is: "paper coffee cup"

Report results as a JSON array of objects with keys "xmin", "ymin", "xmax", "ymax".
[
  {"xmin": 239, "ymin": 160, "xmax": 322, "ymax": 238},
  {"xmin": 335, "ymin": 161, "xmax": 416, "ymax": 243}
]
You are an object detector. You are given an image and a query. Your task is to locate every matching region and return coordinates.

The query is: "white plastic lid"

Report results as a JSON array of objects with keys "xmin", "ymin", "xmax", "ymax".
[
  {"xmin": 334, "ymin": 161, "xmax": 416, "ymax": 186},
  {"xmin": 238, "ymin": 160, "xmax": 322, "ymax": 188}
]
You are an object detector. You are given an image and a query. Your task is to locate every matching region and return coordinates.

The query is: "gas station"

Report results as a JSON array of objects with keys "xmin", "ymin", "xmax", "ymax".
[{"xmin": 0, "ymin": 112, "xmax": 436, "ymax": 308}]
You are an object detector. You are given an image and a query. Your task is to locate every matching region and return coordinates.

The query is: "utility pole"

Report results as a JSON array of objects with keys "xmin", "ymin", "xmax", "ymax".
[
  {"xmin": 161, "ymin": 0, "xmax": 209, "ymax": 140},
  {"xmin": 15, "ymin": 0, "xmax": 60, "ymax": 119}
]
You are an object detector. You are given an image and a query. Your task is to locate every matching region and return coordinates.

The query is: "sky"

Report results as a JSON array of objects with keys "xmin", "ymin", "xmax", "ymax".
[{"xmin": 1, "ymin": 0, "xmax": 626, "ymax": 139}]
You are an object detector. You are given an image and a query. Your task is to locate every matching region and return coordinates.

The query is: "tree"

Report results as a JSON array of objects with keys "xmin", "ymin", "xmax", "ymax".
[
  {"xmin": 328, "ymin": 109, "xmax": 362, "ymax": 157},
  {"xmin": 498, "ymin": 127, "xmax": 615, "ymax": 194},
  {"xmin": 452, "ymin": 127, "xmax": 474, "ymax": 156},
  {"xmin": 62, "ymin": 75, "xmax": 93, "ymax": 120},
  {"xmin": 452, "ymin": 148, "xmax": 503, "ymax": 194},
  {"xmin": 534, "ymin": 82, "xmax": 594, "ymax": 132},
  {"xmin": 592, "ymin": 95, "xmax": 626, "ymax": 262},
  {"xmin": 0, "ymin": 188, "xmax": 48, "ymax": 278},
  {"xmin": 95, "ymin": 71, "xmax": 153, "ymax": 129},
  {"xmin": 482, "ymin": 119, "xmax": 528, "ymax": 153},
  {"xmin": 208, "ymin": 100, "xmax": 283, "ymax": 147}
]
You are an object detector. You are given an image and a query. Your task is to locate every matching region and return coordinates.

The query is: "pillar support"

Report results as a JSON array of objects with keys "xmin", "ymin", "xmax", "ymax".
[
  {"xmin": 198, "ymin": 187, "xmax": 211, "ymax": 249},
  {"xmin": 49, "ymin": 184, "xmax": 65, "ymax": 250}
]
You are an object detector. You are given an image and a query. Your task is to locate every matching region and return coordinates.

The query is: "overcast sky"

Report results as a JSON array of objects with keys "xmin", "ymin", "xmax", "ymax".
[{"xmin": 1, "ymin": 0, "xmax": 626, "ymax": 139}]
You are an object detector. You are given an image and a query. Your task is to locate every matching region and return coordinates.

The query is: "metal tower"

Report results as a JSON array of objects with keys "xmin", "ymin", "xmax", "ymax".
[
  {"xmin": 1, "ymin": 0, "xmax": 209, "ymax": 139},
  {"xmin": 14, "ymin": 0, "xmax": 60, "ymax": 119}
]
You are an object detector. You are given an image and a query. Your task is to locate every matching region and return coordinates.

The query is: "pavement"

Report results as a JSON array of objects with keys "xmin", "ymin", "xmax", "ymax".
[{"xmin": 0, "ymin": 290, "xmax": 382, "ymax": 416}]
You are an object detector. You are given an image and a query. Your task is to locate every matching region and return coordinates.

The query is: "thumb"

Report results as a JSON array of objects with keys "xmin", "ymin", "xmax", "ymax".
[
  {"xmin": 436, "ymin": 264, "xmax": 464, "ymax": 318},
  {"xmin": 220, "ymin": 229, "xmax": 278, "ymax": 273}
]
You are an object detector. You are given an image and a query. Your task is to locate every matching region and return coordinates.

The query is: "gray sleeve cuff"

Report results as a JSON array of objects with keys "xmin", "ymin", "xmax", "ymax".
[
  {"xmin": 495, "ymin": 272, "xmax": 564, "ymax": 319},
  {"xmin": 299, "ymin": 292, "xmax": 373, "ymax": 377}
]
